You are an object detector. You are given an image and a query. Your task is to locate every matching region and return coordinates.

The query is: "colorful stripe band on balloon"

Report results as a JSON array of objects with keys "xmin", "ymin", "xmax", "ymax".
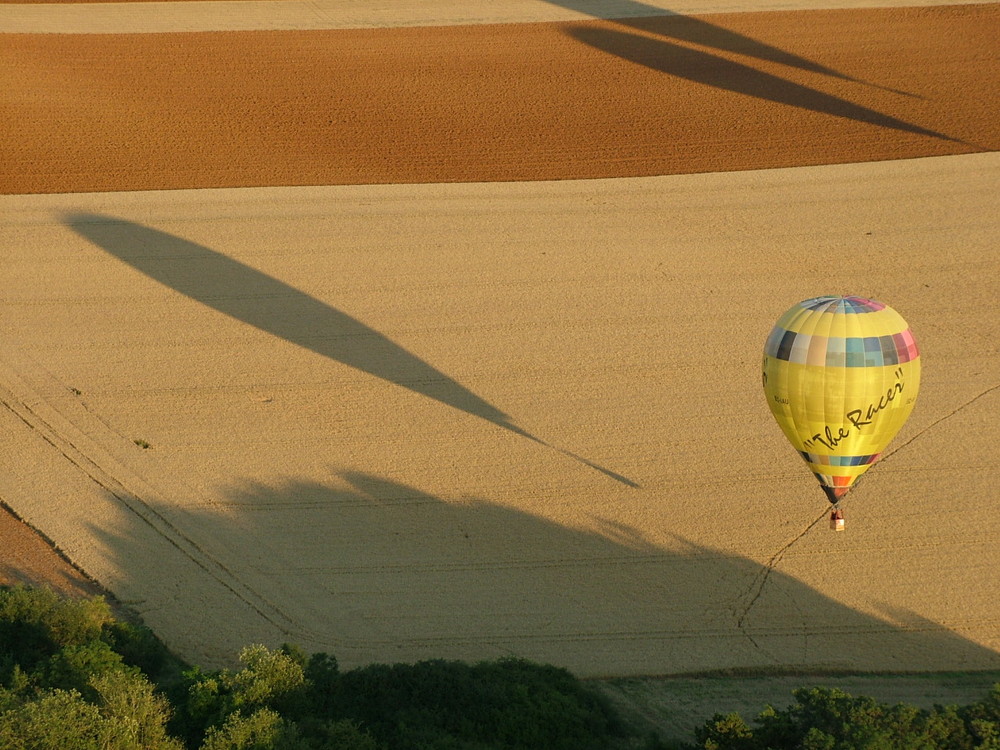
[
  {"xmin": 764, "ymin": 328, "xmax": 919, "ymax": 367},
  {"xmin": 799, "ymin": 451, "xmax": 880, "ymax": 466}
]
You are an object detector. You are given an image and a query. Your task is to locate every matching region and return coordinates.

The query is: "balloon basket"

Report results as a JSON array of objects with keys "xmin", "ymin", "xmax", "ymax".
[{"xmin": 830, "ymin": 508, "xmax": 845, "ymax": 532}]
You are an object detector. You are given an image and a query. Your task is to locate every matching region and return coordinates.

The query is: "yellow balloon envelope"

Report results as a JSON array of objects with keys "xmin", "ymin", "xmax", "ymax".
[{"xmin": 762, "ymin": 296, "xmax": 920, "ymax": 503}]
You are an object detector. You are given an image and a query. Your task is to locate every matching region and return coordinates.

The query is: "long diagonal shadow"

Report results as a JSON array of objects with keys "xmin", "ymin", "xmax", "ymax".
[
  {"xmin": 63, "ymin": 212, "xmax": 638, "ymax": 488},
  {"xmin": 567, "ymin": 25, "xmax": 961, "ymax": 142},
  {"xmin": 614, "ymin": 11, "xmax": 918, "ymax": 97},
  {"xmin": 547, "ymin": 0, "xmax": 917, "ymax": 95}
]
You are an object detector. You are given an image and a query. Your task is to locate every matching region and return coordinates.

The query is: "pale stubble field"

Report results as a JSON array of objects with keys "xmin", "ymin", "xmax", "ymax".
[{"xmin": 2, "ymin": 0, "xmax": 1000, "ymax": 741}]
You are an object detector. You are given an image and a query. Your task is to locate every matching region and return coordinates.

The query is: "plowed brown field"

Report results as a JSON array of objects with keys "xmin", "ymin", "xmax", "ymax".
[
  {"xmin": 3, "ymin": 5, "xmax": 999, "ymax": 194},
  {"xmin": 0, "ymin": 502, "xmax": 103, "ymax": 597}
]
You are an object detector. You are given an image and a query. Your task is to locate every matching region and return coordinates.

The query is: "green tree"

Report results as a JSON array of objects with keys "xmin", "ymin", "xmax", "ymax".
[
  {"xmin": 961, "ymin": 685, "xmax": 1000, "ymax": 749},
  {"xmin": 199, "ymin": 708, "xmax": 290, "ymax": 750},
  {"xmin": 694, "ymin": 712, "xmax": 754, "ymax": 750},
  {"xmin": 0, "ymin": 688, "xmax": 105, "ymax": 749},
  {"xmin": 102, "ymin": 617, "xmax": 181, "ymax": 683},
  {"xmin": 0, "ymin": 670, "xmax": 181, "ymax": 750},
  {"xmin": 197, "ymin": 708, "xmax": 377, "ymax": 750},
  {"xmin": 231, "ymin": 645, "xmax": 306, "ymax": 712},
  {"xmin": 689, "ymin": 685, "xmax": 1000, "ymax": 750},
  {"xmin": 91, "ymin": 669, "xmax": 184, "ymax": 750},
  {"xmin": 172, "ymin": 645, "xmax": 311, "ymax": 748},
  {"xmin": 0, "ymin": 586, "xmax": 114, "ymax": 682},
  {"xmin": 41, "ymin": 640, "xmax": 126, "ymax": 697},
  {"xmin": 326, "ymin": 657, "xmax": 623, "ymax": 750}
]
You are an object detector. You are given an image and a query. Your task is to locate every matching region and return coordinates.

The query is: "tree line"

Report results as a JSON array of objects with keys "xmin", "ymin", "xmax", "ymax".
[{"xmin": 3, "ymin": 585, "xmax": 1000, "ymax": 749}]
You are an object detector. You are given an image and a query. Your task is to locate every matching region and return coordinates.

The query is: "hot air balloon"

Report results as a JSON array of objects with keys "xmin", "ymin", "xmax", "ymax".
[{"xmin": 762, "ymin": 296, "xmax": 920, "ymax": 530}]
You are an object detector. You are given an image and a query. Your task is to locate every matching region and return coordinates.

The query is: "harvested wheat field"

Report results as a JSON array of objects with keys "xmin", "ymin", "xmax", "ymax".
[{"xmin": 2, "ymin": 0, "xmax": 999, "ymax": 686}]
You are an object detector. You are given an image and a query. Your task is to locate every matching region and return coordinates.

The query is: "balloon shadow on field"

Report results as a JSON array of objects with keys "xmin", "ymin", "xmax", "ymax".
[
  {"xmin": 560, "ymin": 0, "xmax": 914, "ymax": 96},
  {"xmin": 86, "ymin": 469, "xmax": 1000, "ymax": 684},
  {"xmin": 573, "ymin": 3, "xmax": 910, "ymax": 93},
  {"xmin": 546, "ymin": 0, "xmax": 919, "ymax": 93},
  {"xmin": 564, "ymin": 23, "xmax": 959, "ymax": 143},
  {"xmin": 62, "ymin": 212, "xmax": 637, "ymax": 488},
  {"xmin": 541, "ymin": 0, "xmax": 970, "ymax": 143}
]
